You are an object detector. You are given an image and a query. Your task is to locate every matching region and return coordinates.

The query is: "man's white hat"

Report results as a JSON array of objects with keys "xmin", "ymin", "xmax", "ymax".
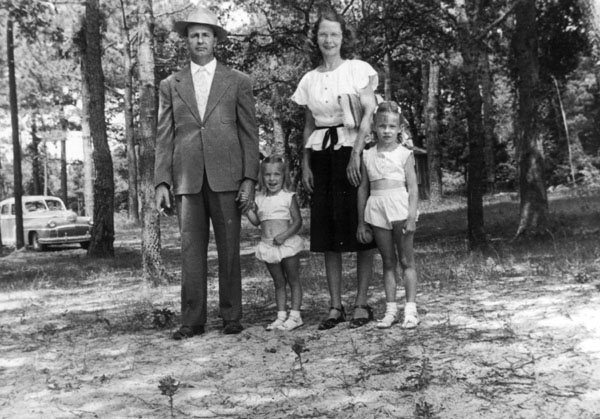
[{"xmin": 174, "ymin": 6, "xmax": 228, "ymax": 41}]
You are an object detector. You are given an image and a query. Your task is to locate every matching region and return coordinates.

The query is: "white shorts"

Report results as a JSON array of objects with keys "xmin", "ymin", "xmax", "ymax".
[
  {"xmin": 255, "ymin": 234, "xmax": 304, "ymax": 264},
  {"xmin": 364, "ymin": 188, "xmax": 409, "ymax": 230}
]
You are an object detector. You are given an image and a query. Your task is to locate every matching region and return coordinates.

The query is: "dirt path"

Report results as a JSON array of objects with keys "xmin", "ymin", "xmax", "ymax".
[{"xmin": 1, "ymin": 241, "xmax": 599, "ymax": 418}]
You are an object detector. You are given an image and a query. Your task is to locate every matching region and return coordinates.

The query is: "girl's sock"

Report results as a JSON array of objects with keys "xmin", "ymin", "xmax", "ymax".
[
  {"xmin": 385, "ymin": 302, "xmax": 398, "ymax": 315},
  {"xmin": 277, "ymin": 310, "xmax": 287, "ymax": 320},
  {"xmin": 405, "ymin": 302, "xmax": 417, "ymax": 312},
  {"xmin": 289, "ymin": 309, "xmax": 301, "ymax": 319}
]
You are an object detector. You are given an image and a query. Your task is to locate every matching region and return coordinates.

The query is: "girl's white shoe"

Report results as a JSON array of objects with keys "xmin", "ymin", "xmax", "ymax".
[
  {"xmin": 266, "ymin": 317, "xmax": 286, "ymax": 331},
  {"xmin": 376, "ymin": 314, "xmax": 398, "ymax": 329},
  {"xmin": 277, "ymin": 316, "xmax": 304, "ymax": 331},
  {"xmin": 402, "ymin": 305, "xmax": 419, "ymax": 329}
]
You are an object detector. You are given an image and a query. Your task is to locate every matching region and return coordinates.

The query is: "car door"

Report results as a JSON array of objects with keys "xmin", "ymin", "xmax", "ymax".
[{"xmin": 0, "ymin": 203, "xmax": 16, "ymax": 246}]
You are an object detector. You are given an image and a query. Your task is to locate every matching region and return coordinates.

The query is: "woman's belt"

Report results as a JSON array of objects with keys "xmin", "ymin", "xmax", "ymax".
[{"xmin": 314, "ymin": 124, "xmax": 343, "ymax": 150}]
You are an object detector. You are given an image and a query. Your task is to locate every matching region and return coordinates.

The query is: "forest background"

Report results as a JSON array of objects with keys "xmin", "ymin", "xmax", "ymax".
[{"xmin": 0, "ymin": 0, "xmax": 599, "ymax": 263}]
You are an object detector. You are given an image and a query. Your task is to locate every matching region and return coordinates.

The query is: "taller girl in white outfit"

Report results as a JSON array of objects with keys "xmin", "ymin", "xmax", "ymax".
[{"xmin": 357, "ymin": 101, "xmax": 420, "ymax": 329}]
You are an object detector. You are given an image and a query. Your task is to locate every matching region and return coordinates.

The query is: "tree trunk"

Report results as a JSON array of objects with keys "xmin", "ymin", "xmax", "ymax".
[
  {"xmin": 479, "ymin": 51, "xmax": 496, "ymax": 193},
  {"xmin": 425, "ymin": 59, "xmax": 442, "ymax": 204},
  {"xmin": 120, "ymin": 0, "xmax": 139, "ymax": 223},
  {"xmin": 30, "ymin": 116, "xmax": 43, "ymax": 195},
  {"xmin": 456, "ymin": 0, "xmax": 487, "ymax": 251},
  {"xmin": 81, "ymin": 77, "xmax": 94, "ymax": 217},
  {"xmin": 83, "ymin": 0, "xmax": 115, "ymax": 257},
  {"xmin": 7, "ymin": 16, "xmax": 25, "ymax": 249},
  {"xmin": 383, "ymin": 50, "xmax": 392, "ymax": 100},
  {"xmin": 60, "ymin": 118, "xmax": 68, "ymax": 206},
  {"xmin": 138, "ymin": 0, "xmax": 171, "ymax": 284},
  {"xmin": 514, "ymin": 0, "xmax": 548, "ymax": 237}
]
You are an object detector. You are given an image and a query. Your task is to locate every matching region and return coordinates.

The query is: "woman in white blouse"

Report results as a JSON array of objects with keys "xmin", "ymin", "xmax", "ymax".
[{"xmin": 291, "ymin": 9, "xmax": 378, "ymax": 330}]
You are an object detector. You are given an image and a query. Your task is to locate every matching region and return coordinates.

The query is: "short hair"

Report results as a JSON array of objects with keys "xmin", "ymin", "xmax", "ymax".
[
  {"xmin": 258, "ymin": 154, "xmax": 292, "ymax": 193},
  {"xmin": 310, "ymin": 9, "xmax": 355, "ymax": 64}
]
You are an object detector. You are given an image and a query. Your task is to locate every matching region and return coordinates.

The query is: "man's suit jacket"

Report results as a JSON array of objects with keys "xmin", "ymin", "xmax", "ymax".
[{"xmin": 154, "ymin": 62, "xmax": 259, "ymax": 195}]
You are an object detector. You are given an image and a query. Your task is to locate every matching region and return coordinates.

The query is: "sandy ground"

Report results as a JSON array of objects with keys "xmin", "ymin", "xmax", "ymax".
[{"xmin": 1, "ymin": 228, "xmax": 600, "ymax": 418}]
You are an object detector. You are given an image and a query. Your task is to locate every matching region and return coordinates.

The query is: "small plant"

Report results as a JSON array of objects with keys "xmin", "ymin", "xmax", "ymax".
[
  {"xmin": 291, "ymin": 338, "xmax": 308, "ymax": 380},
  {"xmin": 158, "ymin": 375, "xmax": 181, "ymax": 419}
]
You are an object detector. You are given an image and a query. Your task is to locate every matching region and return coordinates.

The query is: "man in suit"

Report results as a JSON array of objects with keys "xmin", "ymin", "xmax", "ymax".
[{"xmin": 154, "ymin": 6, "xmax": 259, "ymax": 339}]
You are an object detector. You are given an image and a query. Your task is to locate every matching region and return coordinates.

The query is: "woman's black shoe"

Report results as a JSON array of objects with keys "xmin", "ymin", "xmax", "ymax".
[
  {"xmin": 349, "ymin": 305, "xmax": 374, "ymax": 329},
  {"xmin": 318, "ymin": 306, "xmax": 346, "ymax": 330}
]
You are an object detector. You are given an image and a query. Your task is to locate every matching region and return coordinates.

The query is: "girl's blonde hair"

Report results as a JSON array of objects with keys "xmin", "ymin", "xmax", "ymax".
[
  {"xmin": 257, "ymin": 154, "xmax": 292, "ymax": 193},
  {"xmin": 373, "ymin": 100, "xmax": 403, "ymax": 123}
]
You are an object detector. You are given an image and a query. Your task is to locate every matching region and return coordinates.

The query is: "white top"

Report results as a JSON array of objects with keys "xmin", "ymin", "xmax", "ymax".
[
  {"xmin": 363, "ymin": 145, "xmax": 412, "ymax": 183},
  {"xmin": 255, "ymin": 190, "xmax": 295, "ymax": 222},
  {"xmin": 291, "ymin": 59, "xmax": 378, "ymax": 150}
]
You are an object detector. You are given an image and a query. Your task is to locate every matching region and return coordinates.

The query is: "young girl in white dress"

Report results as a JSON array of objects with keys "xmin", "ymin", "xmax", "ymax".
[
  {"xmin": 245, "ymin": 154, "xmax": 304, "ymax": 331},
  {"xmin": 357, "ymin": 101, "xmax": 420, "ymax": 329}
]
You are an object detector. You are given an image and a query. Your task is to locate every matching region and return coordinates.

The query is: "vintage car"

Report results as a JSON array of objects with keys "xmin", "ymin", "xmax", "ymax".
[{"xmin": 0, "ymin": 195, "xmax": 92, "ymax": 251}]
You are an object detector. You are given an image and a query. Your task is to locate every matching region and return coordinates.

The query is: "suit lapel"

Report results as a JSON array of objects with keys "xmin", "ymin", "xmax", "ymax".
[
  {"xmin": 203, "ymin": 62, "xmax": 232, "ymax": 122},
  {"xmin": 174, "ymin": 65, "xmax": 202, "ymax": 124}
]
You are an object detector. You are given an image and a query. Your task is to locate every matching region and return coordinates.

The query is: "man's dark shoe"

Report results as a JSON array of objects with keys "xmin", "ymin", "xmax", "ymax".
[
  {"xmin": 172, "ymin": 325, "xmax": 205, "ymax": 340},
  {"xmin": 223, "ymin": 321, "xmax": 244, "ymax": 335}
]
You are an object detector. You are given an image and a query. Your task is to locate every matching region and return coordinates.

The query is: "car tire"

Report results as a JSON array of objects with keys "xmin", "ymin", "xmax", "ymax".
[
  {"xmin": 32, "ymin": 233, "xmax": 47, "ymax": 252},
  {"xmin": 80, "ymin": 242, "xmax": 90, "ymax": 250}
]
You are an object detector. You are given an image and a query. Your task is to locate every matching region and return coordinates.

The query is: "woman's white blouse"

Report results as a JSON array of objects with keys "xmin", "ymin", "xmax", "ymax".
[{"xmin": 291, "ymin": 59, "xmax": 378, "ymax": 150}]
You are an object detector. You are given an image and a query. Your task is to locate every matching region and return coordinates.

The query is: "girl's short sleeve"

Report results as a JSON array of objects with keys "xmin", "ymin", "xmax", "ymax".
[
  {"xmin": 351, "ymin": 60, "xmax": 379, "ymax": 92},
  {"xmin": 291, "ymin": 74, "xmax": 309, "ymax": 106}
]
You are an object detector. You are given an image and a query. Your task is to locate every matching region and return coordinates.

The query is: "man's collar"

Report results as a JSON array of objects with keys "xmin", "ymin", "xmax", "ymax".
[{"xmin": 191, "ymin": 59, "xmax": 217, "ymax": 74}]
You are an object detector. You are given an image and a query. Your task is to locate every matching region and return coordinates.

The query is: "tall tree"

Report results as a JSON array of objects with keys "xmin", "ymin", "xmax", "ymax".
[
  {"xmin": 7, "ymin": 13, "xmax": 25, "ymax": 248},
  {"xmin": 514, "ymin": 0, "xmax": 548, "ymax": 236},
  {"xmin": 137, "ymin": 0, "xmax": 171, "ymax": 284},
  {"xmin": 82, "ymin": 0, "xmax": 115, "ymax": 256},
  {"xmin": 455, "ymin": 0, "xmax": 487, "ymax": 250},
  {"xmin": 119, "ymin": 0, "xmax": 139, "ymax": 223},
  {"xmin": 424, "ymin": 58, "xmax": 442, "ymax": 203}
]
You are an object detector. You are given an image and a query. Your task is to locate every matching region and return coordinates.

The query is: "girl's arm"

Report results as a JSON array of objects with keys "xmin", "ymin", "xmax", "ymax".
[
  {"xmin": 356, "ymin": 160, "xmax": 372, "ymax": 243},
  {"xmin": 273, "ymin": 194, "xmax": 303, "ymax": 245},
  {"xmin": 404, "ymin": 153, "xmax": 419, "ymax": 233},
  {"xmin": 347, "ymin": 75, "xmax": 377, "ymax": 187},
  {"xmin": 302, "ymin": 108, "xmax": 316, "ymax": 194},
  {"xmin": 245, "ymin": 204, "xmax": 261, "ymax": 227}
]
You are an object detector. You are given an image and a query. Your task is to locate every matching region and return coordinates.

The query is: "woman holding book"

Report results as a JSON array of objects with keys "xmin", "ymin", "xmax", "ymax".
[{"xmin": 291, "ymin": 8, "xmax": 378, "ymax": 329}]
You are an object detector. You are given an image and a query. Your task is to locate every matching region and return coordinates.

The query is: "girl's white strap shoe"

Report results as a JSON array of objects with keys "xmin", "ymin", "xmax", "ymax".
[
  {"xmin": 277, "ymin": 316, "xmax": 304, "ymax": 331},
  {"xmin": 402, "ymin": 303, "xmax": 419, "ymax": 329},
  {"xmin": 266, "ymin": 311, "xmax": 288, "ymax": 331},
  {"xmin": 376, "ymin": 302, "xmax": 398, "ymax": 329}
]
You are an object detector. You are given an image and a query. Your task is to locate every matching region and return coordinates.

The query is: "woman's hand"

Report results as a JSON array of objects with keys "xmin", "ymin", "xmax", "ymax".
[
  {"xmin": 356, "ymin": 223, "xmax": 373, "ymax": 244},
  {"xmin": 273, "ymin": 234, "xmax": 286, "ymax": 246},
  {"xmin": 346, "ymin": 150, "xmax": 362, "ymax": 187},
  {"xmin": 302, "ymin": 162, "xmax": 314, "ymax": 194}
]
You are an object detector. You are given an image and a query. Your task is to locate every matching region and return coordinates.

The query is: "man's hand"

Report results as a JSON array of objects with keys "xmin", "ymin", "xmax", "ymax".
[
  {"xmin": 155, "ymin": 184, "xmax": 171, "ymax": 215},
  {"xmin": 236, "ymin": 179, "xmax": 255, "ymax": 213},
  {"xmin": 302, "ymin": 164, "xmax": 314, "ymax": 194}
]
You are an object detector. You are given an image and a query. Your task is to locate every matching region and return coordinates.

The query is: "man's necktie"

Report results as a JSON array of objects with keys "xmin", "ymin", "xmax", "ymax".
[{"xmin": 195, "ymin": 67, "xmax": 209, "ymax": 119}]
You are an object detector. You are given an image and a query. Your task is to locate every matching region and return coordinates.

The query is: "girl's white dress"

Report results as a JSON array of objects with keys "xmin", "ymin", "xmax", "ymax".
[
  {"xmin": 254, "ymin": 190, "xmax": 304, "ymax": 264},
  {"xmin": 363, "ymin": 145, "xmax": 413, "ymax": 230}
]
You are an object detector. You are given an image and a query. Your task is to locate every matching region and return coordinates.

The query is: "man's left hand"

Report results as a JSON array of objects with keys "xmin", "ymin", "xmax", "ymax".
[{"xmin": 236, "ymin": 179, "xmax": 255, "ymax": 213}]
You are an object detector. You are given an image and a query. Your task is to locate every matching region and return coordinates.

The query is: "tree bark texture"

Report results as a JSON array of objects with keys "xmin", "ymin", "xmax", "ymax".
[
  {"xmin": 425, "ymin": 59, "xmax": 442, "ymax": 204},
  {"xmin": 29, "ymin": 116, "xmax": 43, "ymax": 195},
  {"xmin": 120, "ymin": 0, "xmax": 139, "ymax": 223},
  {"xmin": 456, "ymin": 0, "xmax": 487, "ymax": 251},
  {"xmin": 60, "ymin": 118, "xmax": 68, "ymax": 206},
  {"xmin": 81, "ymin": 75, "xmax": 94, "ymax": 218},
  {"xmin": 7, "ymin": 16, "xmax": 25, "ymax": 249},
  {"xmin": 514, "ymin": 0, "xmax": 548, "ymax": 236},
  {"xmin": 83, "ymin": 0, "xmax": 115, "ymax": 257},
  {"xmin": 479, "ymin": 51, "xmax": 496, "ymax": 193},
  {"xmin": 137, "ymin": 0, "xmax": 171, "ymax": 285}
]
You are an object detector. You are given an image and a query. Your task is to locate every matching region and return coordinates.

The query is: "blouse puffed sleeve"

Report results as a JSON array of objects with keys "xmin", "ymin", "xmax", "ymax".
[
  {"xmin": 351, "ymin": 60, "xmax": 379, "ymax": 92},
  {"xmin": 291, "ymin": 73, "xmax": 309, "ymax": 106}
]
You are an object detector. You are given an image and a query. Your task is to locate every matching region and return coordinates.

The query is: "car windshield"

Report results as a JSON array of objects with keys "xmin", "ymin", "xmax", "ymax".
[{"xmin": 45, "ymin": 199, "xmax": 65, "ymax": 211}]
